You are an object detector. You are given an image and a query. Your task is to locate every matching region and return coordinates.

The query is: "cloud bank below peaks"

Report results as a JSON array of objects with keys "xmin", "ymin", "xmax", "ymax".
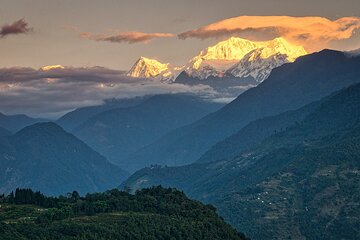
[{"xmin": 0, "ymin": 66, "xmax": 214, "ymax": 118}]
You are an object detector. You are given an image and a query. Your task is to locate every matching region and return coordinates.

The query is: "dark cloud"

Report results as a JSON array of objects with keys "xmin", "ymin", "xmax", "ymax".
[
  {"xmin": 81, "ymin": 31, "xmax": 174, "ymax": 44},
  {"xmin": 0, "ymin": 19, "xmax": 32, "ymax": 38}
]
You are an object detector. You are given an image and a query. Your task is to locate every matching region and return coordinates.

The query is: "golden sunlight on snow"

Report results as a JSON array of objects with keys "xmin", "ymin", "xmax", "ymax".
[{"xmin": 40, "ymin": 65, "xmax": 65, "ymax": 71}]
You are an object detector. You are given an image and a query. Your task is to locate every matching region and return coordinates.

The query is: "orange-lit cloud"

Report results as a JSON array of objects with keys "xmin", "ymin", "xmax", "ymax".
[
  {"xmin": 178, "ymin": 16, "xmax": 360, "ymax": 52},
  {"xmin": 0, "ymin": 19, "xmax": 33, "ymax": 38},
  {"xmin": 81, "ymin": 31, "xmax": 175, "ymax": 44}
]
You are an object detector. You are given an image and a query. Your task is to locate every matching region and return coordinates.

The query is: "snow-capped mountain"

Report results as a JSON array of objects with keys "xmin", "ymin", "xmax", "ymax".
[
  {"xmin": 40, "ymin": 65, "xmax": 65, "ymax": 71},
  {"xmin": 227, "ymin": 49, "xmax": 288, "ymax": 82},
  {"xmin": 184, "ymin": 37, "xmax": 260, "ymax": 79},
  {"xmin": 127, "ymin": 57, "xmax": 182, "ymax": 82},
  {"xmin": 185, "ymin": 37, "xmax": 307, "ymax": 80},
  {"xmin": 127, "ymin": 37, "xmax": 307, "ymax": 83}
]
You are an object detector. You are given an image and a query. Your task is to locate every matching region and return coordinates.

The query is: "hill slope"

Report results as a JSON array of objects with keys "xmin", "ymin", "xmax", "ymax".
[
  {"xmin": 0, "ymin": 122, "xmax": 128, "ymax": 196},
  {"xmin": 0, "ymin": 127, "xmax": 11, "ymax": 137},
  {"xmin": 197, "ymin": 97, "xmax": 324, "ymax": 163},
  {"xmin": 122, "ymin": 83, "xmax": 360, "ymax": 239}
]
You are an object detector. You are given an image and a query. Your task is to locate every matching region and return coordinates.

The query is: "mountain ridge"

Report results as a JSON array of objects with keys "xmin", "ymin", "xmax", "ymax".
[
  {"xmin": 56, "ymin": 96, "xmax": 149, "ymax": 131},
  {"xmin": 0, "ymin": 112, "xmax": 46, "ymax": 132},
  {"xmin": 72, "ymin": 94, "xmax": 223, "ymax": 172},
  {"xmin": 0, "ymin": 122, "xmax": 128, "ymax": 195}
]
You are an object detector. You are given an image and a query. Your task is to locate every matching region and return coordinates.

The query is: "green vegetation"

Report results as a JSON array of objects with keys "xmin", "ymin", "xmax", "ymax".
[
  {"xmin": 0, "ymin": 186, "xmax": 247, "ymax": 240},
  {"xmin": 217, "ymin": 125, "xmax": 360, "ymax": 239}
]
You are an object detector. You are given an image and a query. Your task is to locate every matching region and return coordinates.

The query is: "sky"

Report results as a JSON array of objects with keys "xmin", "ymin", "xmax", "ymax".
[
  {"xmin": 1, "ymin": 0, "xmax": 360, "ymax": 69},
  {"xmin": 0, "ymin": 0, "xmax": 360, "ymax": 118}
]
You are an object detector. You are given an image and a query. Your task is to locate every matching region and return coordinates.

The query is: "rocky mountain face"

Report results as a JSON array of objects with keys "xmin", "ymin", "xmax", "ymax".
[
  {"xmin": 184, "ymin": 37, "xmax": 306, "ymax": 80},
  {"xmin": 227, "ymin": 49, "xmax": 289, "ymax": 82},
  {"xmin": 127, "ymin": 57, "xmax": 183, "ymax": 82}
]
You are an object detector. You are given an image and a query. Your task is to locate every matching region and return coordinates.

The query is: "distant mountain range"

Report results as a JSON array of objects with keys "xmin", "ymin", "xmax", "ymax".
[
  {"xmin": 56, "ymin": 96, "xmax": 150, "ymax": 132},
  {"xmin": 126, "ymin": 49, "xmax": 360, "ymax": 169},
  {"xmin": 0, "ymin": 122, "xmax": 128, "ymax": 196},
  {"xmin": 2, "ymin": 49, "xmax": 356, "ymax": 198},
  {"xmin": 70, "ymin": 94, "xmax": 223, "ymax": 172},
  {"xmin": 127, "ymin": 37, "xmax": 307, "ymax": 88},
  {"xmin": 2, "ymin": 41, "xmax": 360, "ymax": 240},
  {"xmin": 0, "ymin": 112, "xmax": 46, "ymax": 132},
  {"xmin": 122, "ymin": 81, "xmax": 360, "ymax": 240},
  {"xmin": 0, "ymin": 94, "xmax": 224, "ymax": 194}
]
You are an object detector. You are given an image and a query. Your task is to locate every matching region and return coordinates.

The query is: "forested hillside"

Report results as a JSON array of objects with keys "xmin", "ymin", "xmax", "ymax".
[
  {"xmin": 0, "ymin": 186, "xmax": 247, "ymax": 240},
  {"xmin": 122, "ymin": 83, "xmax": 360, "ymax": 239}
]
